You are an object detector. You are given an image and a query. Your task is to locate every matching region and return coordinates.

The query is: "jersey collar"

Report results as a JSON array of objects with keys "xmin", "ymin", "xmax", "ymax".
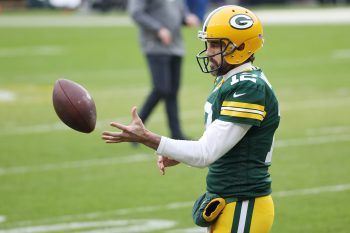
[{"xmin": 222, "ymin": 62, "xmax": 254, "ymax": 81}]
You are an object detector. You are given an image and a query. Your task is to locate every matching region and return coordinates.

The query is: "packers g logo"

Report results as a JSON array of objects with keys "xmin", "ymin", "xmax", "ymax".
[{"xmin": 229, "ymin": 14, "xmax": 254, "ymax": 30}]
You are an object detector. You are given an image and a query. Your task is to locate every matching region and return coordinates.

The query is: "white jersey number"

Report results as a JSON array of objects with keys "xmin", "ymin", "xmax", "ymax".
[
  {"xmin": 230, "ymin": 73, "xmax": 257, "ymax": 85},
  {"xmin": 204, "ymin": 102, "xmax": 213, "ymax": 129}
]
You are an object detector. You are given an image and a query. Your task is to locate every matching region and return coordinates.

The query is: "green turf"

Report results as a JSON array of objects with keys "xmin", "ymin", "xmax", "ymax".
[{"xmin": 0, "ymin": 17, "xmax": 350, "ymax": 232}]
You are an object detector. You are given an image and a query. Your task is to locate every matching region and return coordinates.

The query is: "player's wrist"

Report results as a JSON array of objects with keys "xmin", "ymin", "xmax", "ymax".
[{"xmin": 141, "ymin": 130, "xmax": 161, "ymax": 150}]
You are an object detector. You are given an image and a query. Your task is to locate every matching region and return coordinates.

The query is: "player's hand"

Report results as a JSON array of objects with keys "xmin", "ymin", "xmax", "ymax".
[
  {"xmin": 102, "ymin": 106, "xmax": 161, "ymax": 150},
  {"xmin": 158, "ymin": 27, "xmax": 172, "ymax": 46},
  {"xmin": 157, "ymin": 156, "xmax": 180, "ymax": 175},
  {"xmin": 102, "ymin": 106, "xmax": 147, "ymax": 143}
]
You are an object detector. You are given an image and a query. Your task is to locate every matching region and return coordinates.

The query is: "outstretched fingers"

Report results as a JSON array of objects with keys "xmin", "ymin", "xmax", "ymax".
[
  {"xmin": 131, "ymin": 106, "xmax": 140, "ymax": 120},
  {"xmin": 131, "ymin": 106, "xmax": 143, "ymax": 126},
  {"xmin": 102, "ymin": 131, "xmax": 123, "ymax": 143},
  {"xmin": 102, "ymin": 107, "xmax": 144, "ymax": 144},
  {"xmin": 110, "ymin": 122, "xmax": 129, "ymax": 131}
]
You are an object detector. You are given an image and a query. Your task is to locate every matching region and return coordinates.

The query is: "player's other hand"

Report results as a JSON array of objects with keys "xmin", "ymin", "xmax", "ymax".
[{"xmin": 157, "ymin": 156, "xmax": 180, "ymax": 175}]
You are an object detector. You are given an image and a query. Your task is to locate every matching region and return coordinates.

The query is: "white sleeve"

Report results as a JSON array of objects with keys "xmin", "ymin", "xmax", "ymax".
[{"xmin": 156, "ymin": 120, "xmax": 251, "ymax": 168}]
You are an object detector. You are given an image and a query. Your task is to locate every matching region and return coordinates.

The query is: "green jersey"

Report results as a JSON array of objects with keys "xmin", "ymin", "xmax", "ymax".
[{"xmin": 205, "ymin": 67, "xmax": 280, "ymax": 199}]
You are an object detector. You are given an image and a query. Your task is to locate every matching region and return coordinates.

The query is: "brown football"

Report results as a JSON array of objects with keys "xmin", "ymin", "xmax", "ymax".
[{"xmin": 52, "ymin": 79, "xmax": 96, "ymax": 133}]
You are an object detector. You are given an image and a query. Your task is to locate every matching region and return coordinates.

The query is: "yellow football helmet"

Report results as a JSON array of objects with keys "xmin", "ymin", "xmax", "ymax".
[{"xmin": 196, "ymin": 5, "xmax": 264, "ymax": 73}]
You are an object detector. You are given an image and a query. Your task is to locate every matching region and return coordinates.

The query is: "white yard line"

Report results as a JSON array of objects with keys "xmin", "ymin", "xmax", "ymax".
[
  {"xmin": 332, "ymin": 49, "xmax": 350, "ymax": 59},
  {"xmin": 3, "ymin": 183, "xmax": 350, "ymax": 229},
  {"xmin": 281, "ymin": 96, "xmax": 350, "ymax": 111},
  {"xmin": 0, "ymin": 110, "xmax": 200, "ymax": 136},
  {"xmin": 275, "ymin": 133, "xmax": 350, "ymax": 148},
  {"xmin": 0, "ymin": 15, "xmax": 132, "ymax": 27},
  {"xmin": 0, "ymin": 219, "xmax": 176, "ymax": 233},
  {"xmin": 0, "ymin": 216, "xmax": 6, "ymax": 224},
  {"xmin": 274, "ymin": 183, "xmax": 350, "ymax": 197},
  {"xmin": 0, "ymin": 46, "xmax": 65, "ymax": 57},
  {"xmin": 0, "ymin": 90, "xmax": 16, "ymax": 102},
  {"xmin": 0, "ymin": 154, "xmax": 153, "ymax": 176},
  {"xmin": 306, "ymin": 125, "xmax": 350, "ymax": 136},
  {"xmin": 166, "ymin": 228, "xmax": 206, "ymax": 233}
]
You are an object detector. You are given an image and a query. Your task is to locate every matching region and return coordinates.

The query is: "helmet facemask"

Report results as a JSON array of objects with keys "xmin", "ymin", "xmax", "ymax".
[{"xmin": 196, "ymin": 38, "xmax": 236, "ymax": 76}]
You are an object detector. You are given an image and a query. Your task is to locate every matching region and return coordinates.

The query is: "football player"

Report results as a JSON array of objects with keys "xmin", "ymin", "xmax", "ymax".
[{"xmin": 102, "ymin": 5, "xmax": 280, "ymax": 233}]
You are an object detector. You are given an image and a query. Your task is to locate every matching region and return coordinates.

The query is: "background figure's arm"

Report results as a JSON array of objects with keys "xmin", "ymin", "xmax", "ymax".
[{"xmin": 128, "ymin": 0, "xmax": 163, "ymax": 32}]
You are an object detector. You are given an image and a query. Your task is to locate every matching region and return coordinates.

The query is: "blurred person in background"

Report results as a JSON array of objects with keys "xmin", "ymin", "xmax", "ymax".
[
  {"xmin": 104, "ymin": 4, "xmax": 280, "ymax": 233},
  {"xmin": 186, "ymin": 0, "xmax": 209, "ymax": 22},
  {"xmin": 128, "ymin": 0, "xmax": 199, "ymax": 141}
]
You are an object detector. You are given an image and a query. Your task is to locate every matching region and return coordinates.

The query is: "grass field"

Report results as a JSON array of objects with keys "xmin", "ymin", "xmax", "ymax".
[{"xmin": 1, "ymin": 10, "xmax": 350, "ymax": 233}]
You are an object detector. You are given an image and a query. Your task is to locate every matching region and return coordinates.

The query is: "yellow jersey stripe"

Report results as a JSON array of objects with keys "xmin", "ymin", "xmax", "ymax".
[
  {"xmin": 221, "ymin": 110, "xmax": 264, "ymax": 121},
  {"xmin": 221, "ymin": 106, "xmax": 266, "ymax": 117},
  {"xmin": 222, "ymin": 101, "xmax": 265, "ymax": 111}
]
